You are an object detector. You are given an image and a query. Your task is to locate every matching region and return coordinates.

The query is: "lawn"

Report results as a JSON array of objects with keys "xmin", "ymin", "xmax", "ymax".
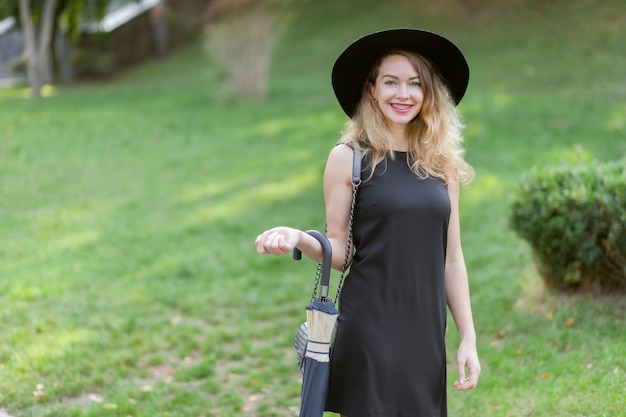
[{"xmin": 1, "ymin": 0, "xmax": 625, "ymax": 416}]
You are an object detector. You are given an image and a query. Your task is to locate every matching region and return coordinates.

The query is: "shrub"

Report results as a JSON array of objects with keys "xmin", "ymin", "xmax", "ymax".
[{"xmin": 510, "ymin": 158, "xmax": 626, "ymax": 293}]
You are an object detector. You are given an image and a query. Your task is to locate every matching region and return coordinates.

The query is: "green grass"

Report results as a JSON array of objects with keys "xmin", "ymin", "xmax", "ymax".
[{"xmin": 1, "ymin": 0, "xmax": 625, "ymax": 416}]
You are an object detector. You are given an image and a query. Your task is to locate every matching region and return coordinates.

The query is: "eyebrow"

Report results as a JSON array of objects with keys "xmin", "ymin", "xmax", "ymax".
[{"xmin": 381, "ymin": 74, "xmax": 420, "ymax": 80}]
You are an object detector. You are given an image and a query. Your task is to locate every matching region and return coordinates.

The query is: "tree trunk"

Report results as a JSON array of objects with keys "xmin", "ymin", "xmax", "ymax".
[
  {"xmin": 39, "ymin": 0, "xmax": 58, "ymax": 84},
  {"xmin": 18, "ymin": 0, "xmax": 58, "ymax": 98},
  {"xmin": 19, "ymin": 0, "xmax": 41, "ymax": 98},
  {"xmin": 150, "ymin": 2, "xmax": 169, "ymax": 58}
]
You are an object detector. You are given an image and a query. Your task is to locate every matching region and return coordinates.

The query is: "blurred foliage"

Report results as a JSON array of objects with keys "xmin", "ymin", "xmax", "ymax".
[
  {"xmin": 511, "ymin": 159, "xmax": 626, "ymax": 293},
  {"xmin": 204, "ymin": 0, "xmax": 302, "ymax": 100}
]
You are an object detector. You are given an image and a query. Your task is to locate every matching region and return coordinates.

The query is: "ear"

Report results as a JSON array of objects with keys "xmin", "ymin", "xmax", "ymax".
[{"xmin": 369, "ymin": 82, "xmax": 376, "ymax": 102}]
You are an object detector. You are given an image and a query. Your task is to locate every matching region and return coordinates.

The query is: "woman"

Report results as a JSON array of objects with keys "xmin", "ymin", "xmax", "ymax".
[{"xmin": 256, "ymin": 29, "xmax": 480, "ymax": 417}]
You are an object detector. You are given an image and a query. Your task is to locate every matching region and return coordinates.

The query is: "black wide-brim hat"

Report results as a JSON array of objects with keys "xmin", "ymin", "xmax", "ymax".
[{"xmin": 332, "ymin": 28, "xmax": 469, "ymax": 117}]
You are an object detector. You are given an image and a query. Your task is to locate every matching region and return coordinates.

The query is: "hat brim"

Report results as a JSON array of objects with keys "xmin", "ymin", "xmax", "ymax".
[{"xmin": 331, "ymin": 28, "xmax": 469, "ymax": 117}]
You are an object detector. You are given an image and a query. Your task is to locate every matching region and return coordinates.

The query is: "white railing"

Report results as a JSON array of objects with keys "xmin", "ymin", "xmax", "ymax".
[{"xmin": 82, "ymin": 0, "xmax": 161, "ymax": 33}]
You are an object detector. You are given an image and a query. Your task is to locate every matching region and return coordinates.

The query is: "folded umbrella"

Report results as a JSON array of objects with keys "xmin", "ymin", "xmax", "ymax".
[{"xmin": 293, "ymin": 230, "xmax": 338, "ymax": 417}]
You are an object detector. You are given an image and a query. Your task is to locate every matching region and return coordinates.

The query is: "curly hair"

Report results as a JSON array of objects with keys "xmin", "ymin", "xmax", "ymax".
[{"xmin": 338, "ymin": 49, "xmax": 474, "ymax": 185}]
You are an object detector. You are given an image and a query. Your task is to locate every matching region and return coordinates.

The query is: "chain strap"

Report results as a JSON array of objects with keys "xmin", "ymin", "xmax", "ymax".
[
  {"xmin": 334, "ymin": 179, "xmax": 359, "ymax": 305},
  {"xmin": 310, "ymin": 261, "xmax": 322, "ymax": 302},
  {"xmin": 310, "ymin": 147, "xmax": 361, "ymax": 305}
]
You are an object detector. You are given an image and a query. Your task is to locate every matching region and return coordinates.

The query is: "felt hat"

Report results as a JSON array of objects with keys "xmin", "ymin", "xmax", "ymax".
[{"xmin": 331, "ymin": 28, "xmax": 469, "ymax": 117}]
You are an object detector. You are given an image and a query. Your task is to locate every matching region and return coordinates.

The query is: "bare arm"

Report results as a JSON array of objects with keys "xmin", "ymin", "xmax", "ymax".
[
  {"xmin": 445, "ymin": 180, "xmax": 481, "ymax": 390},
  {"xmin": 255, "ymin": 144, "xmax": 354, "ymax": 271},
  {"xmin": 323, "ymin": 144, "xmax": 355, "ymax": 270}
]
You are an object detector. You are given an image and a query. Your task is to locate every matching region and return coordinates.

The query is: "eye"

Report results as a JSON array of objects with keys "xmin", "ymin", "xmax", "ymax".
[
  {"xmin": 410, "ymin": 81, "xmax": 421, "ymax": 87},
  {"xmin": 384, "ymin": 80, "xmax": 397, "ymax": 86}
]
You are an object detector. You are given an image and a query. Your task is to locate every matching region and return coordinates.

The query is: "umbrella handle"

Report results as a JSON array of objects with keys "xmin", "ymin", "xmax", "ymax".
[{"xmin": 293, "ymin": 230, "xmax": 333, "ymax": 299}]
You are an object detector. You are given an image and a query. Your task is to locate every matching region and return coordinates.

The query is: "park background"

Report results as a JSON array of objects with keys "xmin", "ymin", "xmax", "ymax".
[{"xmin": 1, "ymin": 0, "xmax": 625, "ymax": 416}]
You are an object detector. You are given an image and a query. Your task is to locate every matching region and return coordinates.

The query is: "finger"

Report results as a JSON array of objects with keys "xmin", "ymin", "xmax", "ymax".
[
  {"xmin": 266, "ymin": 232, "xmax": 291, "ymax": 255},
  {"xmin": 269, "ymin": 233, "xmax": 283, "ymax": 253},
  {"xmin": 263, "ymin": 232, "xmax": 279, "ymax": 254},
  {"xmin": 456, "ymin": 360, "xmax": 467, "ymax": 386},
  {"xmin": 467, "ymin": 363, "xmax": 480, "ymax": 387},
  {"xmin": 257, "ymin": 232, "xmax": 279, "ymax": 255},
  {"xmin": 256, "ymin": 231, "xmax": 274, "ymax": 254},
  {"xmin": 256, "ymin": 234, "xmax": 267, "ymax": 254},
  {"xmin": 454, "ymin": 370, "xmax": 479, "ymax": 390},
  {"xmin": 454, "ymin": 379, "xmax": 473, "ymax": 390},
  {"xmin": 274, "ymin": 233, "xmax": 294, "ymax": 253}
]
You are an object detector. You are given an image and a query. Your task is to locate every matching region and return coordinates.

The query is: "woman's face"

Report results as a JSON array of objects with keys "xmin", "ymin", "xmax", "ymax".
[{"xmin": 370, "ymin": 54, "xmax": 424, "ymax": 128}]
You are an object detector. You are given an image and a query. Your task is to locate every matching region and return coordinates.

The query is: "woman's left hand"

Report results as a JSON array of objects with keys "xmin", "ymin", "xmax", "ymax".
[{"xmin": 454, "ymin": 341, "xmax": 481, "ymax": 390}]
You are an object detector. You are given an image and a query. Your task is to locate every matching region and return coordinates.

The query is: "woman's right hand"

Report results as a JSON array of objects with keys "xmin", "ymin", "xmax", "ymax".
[{"xmin": 255, "ymin": 227, "xmax": 303, "ymax": 256}]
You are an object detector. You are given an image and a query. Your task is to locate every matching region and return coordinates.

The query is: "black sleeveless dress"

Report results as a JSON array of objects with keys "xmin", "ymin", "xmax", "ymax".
[{"xmin": 325, "ymin": 151, "xmax": 451, "ymax": 417}]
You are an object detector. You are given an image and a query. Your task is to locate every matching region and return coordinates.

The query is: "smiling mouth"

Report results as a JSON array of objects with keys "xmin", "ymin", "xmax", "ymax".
[{"xmin": 390, "ymin": 103, "xmax": 413, "ymax": 111}]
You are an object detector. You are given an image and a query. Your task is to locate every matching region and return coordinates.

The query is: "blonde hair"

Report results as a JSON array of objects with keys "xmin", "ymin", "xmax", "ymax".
[{"xmin": 339, "ymin": 49, "xmax": 474, "ymax": 185}]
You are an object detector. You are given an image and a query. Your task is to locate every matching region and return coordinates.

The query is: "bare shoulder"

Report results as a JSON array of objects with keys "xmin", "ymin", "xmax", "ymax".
[
  {"xmin": 324, "ymin": 144, "xmax": 354, "ymax": 187},
  {"xmin": 327, "ymin": 143, "xmax": 354, "ymax": 164}
]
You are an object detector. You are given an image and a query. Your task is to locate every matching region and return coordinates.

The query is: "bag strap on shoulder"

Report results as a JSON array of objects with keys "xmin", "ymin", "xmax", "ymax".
[
  {"xmin": 351, "ymin": 146, "xmax": 362, "ymax": 186},
  {"xmin": 334, "ymin": 142, "xmax": 362, "ymax": 304},
  {"xmin": 309, "ymin": 143, "xmax": 362, "ymax": 305}
]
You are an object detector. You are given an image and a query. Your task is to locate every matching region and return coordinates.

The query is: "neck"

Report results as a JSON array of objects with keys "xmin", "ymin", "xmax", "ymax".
[{"xmin": 389, "ymin": 127, "xmax": 409, "ymax": 151}]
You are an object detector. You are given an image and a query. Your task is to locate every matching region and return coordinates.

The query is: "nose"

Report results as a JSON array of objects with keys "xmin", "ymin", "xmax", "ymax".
[{"xmin": 397, "ymin": 84, "xmax": 409, "ymax": 99}]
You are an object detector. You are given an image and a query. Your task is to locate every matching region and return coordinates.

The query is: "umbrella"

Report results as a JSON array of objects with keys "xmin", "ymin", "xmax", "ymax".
[{"xmin": 293, "ymin": 230, "xmax": 339, "ymax": 417}]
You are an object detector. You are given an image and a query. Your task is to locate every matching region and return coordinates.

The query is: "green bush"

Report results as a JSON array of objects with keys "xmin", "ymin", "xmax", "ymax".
[{"xmin": 510, "ymin": 158, "xmax": 626, "ymax": 292}]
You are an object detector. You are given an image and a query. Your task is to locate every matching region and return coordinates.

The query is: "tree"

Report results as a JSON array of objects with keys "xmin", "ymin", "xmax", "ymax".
[
  {"xmin": 0, "ymin": 0, "xmax": 132, "ymax": 98},
  {"xmin": 18, "ymin": 0, "xmax": 57, "ymax": 98},
  {"xmin": 204, "ymin": 0, "xmax": 298, "ymax": 100}
]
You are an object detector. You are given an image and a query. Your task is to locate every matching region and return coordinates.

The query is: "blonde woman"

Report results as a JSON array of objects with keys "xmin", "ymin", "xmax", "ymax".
[{"xmin": 256, "ymin": 29, "xmax": 480, "ymax": 417}]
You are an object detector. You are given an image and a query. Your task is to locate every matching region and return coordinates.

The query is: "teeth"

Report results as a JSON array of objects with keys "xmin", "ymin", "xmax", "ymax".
[{"xmin": 392, "ymin": 104, "xmax": 411, "ymax": 110}]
